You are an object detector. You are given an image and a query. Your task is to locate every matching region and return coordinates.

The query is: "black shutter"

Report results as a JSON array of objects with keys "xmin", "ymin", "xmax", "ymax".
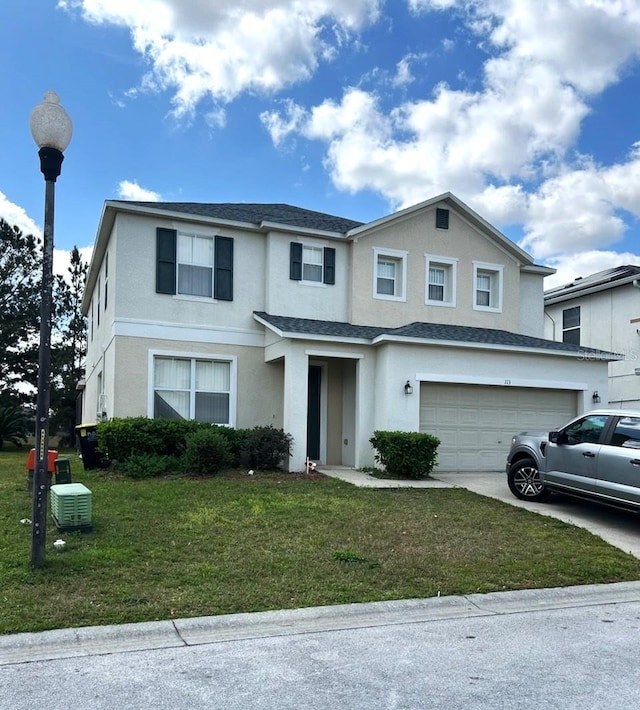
[
  {"xmin": 156, "ymin": 228, "xmax": 176, "ymax": 294},
  {"xmin": 290, "ymin": 242, "xmax": 302, "ymax": 280},
  {"xmin": 323, "ymin": 247, "xmax": 335, "ymax": 285},
  {"xmin": 436, "ymin": 208, "xmax": 449, "ymax": 229},
  {"xmin": 214, "ymin": 236, "xmax": 234, "ymax": 301}
]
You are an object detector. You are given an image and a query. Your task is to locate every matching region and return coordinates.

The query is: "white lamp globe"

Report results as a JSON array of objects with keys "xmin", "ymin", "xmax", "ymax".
[{"xmin": 30, "ymin": 91, "xmax": 73, "ymax": 152}]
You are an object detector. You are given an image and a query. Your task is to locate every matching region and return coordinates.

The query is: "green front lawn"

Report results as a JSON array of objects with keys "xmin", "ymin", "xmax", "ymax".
[{"xmin": 2, "ymin": 448, "xmax": 639, "ymax": 634}]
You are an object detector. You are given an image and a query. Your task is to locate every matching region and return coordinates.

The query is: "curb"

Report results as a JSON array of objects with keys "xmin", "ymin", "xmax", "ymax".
[{"xmin": 3, "ymin": 581, "xmax": 640, "ymax": 666}]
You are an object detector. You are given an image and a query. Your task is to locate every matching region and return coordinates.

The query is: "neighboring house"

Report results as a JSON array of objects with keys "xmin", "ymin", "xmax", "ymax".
[
  {"xmin": 544, "ymin": 265, "xmax": 640, "ymax": 408},
  {"xmin": 80, "ymin": 193, "xmax": 612, "ymax": 472}
]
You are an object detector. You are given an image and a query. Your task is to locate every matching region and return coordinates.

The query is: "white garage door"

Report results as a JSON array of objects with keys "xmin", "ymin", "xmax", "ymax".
[{"xmin": 419, "ymin": 383, "xmax": 577, "ymax": 472}]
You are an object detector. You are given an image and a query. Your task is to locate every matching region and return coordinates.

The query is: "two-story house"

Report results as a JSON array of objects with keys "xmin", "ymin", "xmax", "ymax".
[
  {"xmin": 80, "ymin": 192, "xmax": 612, "ymax": 472},
  {"xmin": 544, "ymin": 265, "xmax": 640, "ymax": 408}
]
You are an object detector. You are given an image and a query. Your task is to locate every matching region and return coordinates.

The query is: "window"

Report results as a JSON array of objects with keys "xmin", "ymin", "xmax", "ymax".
[
  {"xmin": 563, "ymin": 415, "xmax": 607, "ymax": 445},
  {"xmin": 97, "ymin": 276, "xmax": 101, "ymax": 325},
  {"xmin": 425, "ymin": 255, "xmax": 457, "ymax": 306},
  {"xmin": 289, "ymin": 243, "xmax": 335, "ymax": 284},
  {"xmin": 178, "ymin": 233, "xmax": 214, "ymax": 297},
  {"xmin": 156, "ymin": 228, "xmax": 233, "ymax": 300},
  {"xmin": 473, "ymin": 262, "xmax": 503, "ymax": 312},
  {"xmin": 562, "ymin": 307, "xmax": 580, "ymax": 345},
  {"xmin": 373, "ymin": 248, "xmax": 407, "ymax": 301},
  {"xmin": 152, "ymin": 354, "xmax": 235, "ymax": 425},
  {"xmin": 611, "ymin": 417, "xmax": 640, "ymax": 449},
  {"xmin": 435, "ymin": 208, "xmax": 449, "ymax": 229}
]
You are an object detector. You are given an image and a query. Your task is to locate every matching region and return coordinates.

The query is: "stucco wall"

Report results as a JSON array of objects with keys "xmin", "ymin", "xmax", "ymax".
[
  {"xmin": 519, "ymin": 272, "xmax": 546, "ymax": 337},
  {"xmin": 349, "ymin": 205, "xmax": 522, "ymax": 330},
  {"xmin": 545, "ymin": 286, "xmax": 640, "ymax": 406}
]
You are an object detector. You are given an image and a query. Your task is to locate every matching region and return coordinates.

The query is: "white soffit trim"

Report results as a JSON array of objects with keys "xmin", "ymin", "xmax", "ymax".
[
  {"xmin": 416, "ymin": 373, "xmax": 589, "ymax": 391},
  {"xmin": 305, "ymin": 349, "xmax": 364, "ymax": 359},
  {"xmin": 114, "ymin": 318, "xmax": 263, "ymax": 347}
]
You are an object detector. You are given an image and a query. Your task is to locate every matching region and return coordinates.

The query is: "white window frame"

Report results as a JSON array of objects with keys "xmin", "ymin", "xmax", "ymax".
[
  {"xmin": 425, "ymin": 255, "xmax": 457, "ymax": 307},
  {"xmin": 373, "ymin": 247, "xmax": 407, "ymax": 302},
  {"xmin": 148, "ymin": 350, "xmax": 237, "ymax": 426},
  {"xmin": 177, "ymin": 232, "xmax": 215, "ymax": 299},
  {"xmin": 473, "ymin": 261, "xmax": 503, "ymax": 313},
  {"xmin": 301, "ymin": 244, "xmax": 326, "ymax": 287}
]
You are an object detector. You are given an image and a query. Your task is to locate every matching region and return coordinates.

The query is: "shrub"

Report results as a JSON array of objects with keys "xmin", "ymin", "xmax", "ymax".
[
  {"xmin": 211, "ymin": 426, "xmax": 249, "ymax": 467},
  {"xmin": 240, "ymin": 426, "xmax": 293, "ymax": 471},
  {"xmin": 119, "ymin": 453, "xmax": 181, "ymax": 479},
  {"xmin": 97, "ymin": 417, "xmax": 200, "ymax": 462},
  {"xmin": 183, "ymin": 427, "xmax": 230, "ymax": 476},
  {"xmin": 369, "ymin": 430, "xmax": 440, "ymax": 479}
]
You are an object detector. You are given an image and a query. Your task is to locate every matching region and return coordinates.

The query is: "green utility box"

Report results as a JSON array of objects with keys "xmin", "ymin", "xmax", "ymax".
[{"xmin": 50, "ymin": 483, "xmax": 92, "ymax": 532}]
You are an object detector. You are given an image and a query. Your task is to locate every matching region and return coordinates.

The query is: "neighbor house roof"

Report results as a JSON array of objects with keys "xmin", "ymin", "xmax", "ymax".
[
  {"xmin": 545, "ymin": 265, "xmax": 640, "ymax": 304},
  {"xmin": 253, "ymin": 312, "xmax": 620, "ymax": 359}
]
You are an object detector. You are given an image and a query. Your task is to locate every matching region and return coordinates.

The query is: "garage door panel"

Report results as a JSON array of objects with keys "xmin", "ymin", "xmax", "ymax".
[{"xmin": 420, "ymin": 383, "xmax": 577, "ymax": 472}]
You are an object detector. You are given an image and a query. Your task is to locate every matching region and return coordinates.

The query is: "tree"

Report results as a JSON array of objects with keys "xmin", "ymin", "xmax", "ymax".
[
  {"xmin": 50, "ymin": 246, "xmax": 88, "ymax": 444},
  {"xmin": 0, "ymin": 219, "xmax": 41, "ymax": 397},
  {"xmin": 0, "ymin": 397, "xmax": 30, "ymax": 449}
]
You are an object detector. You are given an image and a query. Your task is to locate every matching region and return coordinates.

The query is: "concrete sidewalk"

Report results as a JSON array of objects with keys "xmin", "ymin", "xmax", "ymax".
[
  {"xmin": 2, "ymin": 581, "xmax": 640, "ymax": 667},
  {"xmin": 320, "ymin": 467, "xmax": 640, "ymax": 559}
]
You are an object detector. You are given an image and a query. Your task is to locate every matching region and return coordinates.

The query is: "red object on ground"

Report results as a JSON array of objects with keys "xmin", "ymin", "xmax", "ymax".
[{"xmin": 26, "ymin": 448, "xmax": 59, "ymax": 473}]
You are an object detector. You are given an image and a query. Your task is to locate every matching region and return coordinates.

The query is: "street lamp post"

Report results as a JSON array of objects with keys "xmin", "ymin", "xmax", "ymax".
[{"xmin": 29, "ymin": 91, "xmax": 72, "ymax": 568}]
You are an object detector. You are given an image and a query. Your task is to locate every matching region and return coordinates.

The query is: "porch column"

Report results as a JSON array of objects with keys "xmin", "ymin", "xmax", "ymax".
[
  {"xmin": 283, "ymin": 347, "xmax": 309, "ymax": 472},
  {"xmin": 353, "ymin": 354, "xmax": 377, "ymax": 469}
]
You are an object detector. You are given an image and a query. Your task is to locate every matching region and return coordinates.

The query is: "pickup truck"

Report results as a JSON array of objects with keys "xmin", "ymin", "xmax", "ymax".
[{"xmin": 506, "ymin": 409, "xmax": 640, "ymax": 510}]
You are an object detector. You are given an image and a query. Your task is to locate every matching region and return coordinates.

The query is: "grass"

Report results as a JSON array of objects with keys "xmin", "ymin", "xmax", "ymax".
[{"xmin": 2, "ymin": 447, "xmax": 640, "ymax": 635}]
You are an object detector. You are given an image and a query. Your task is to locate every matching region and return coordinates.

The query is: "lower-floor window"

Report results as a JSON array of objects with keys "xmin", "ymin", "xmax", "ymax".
[{"xmin": 153, "ymin": 355, "xmax": 231, "ymax": 424}]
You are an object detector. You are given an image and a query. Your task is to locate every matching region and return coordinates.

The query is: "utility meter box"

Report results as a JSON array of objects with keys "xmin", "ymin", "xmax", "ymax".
[{"xmin": 50, "ymin": 483, "xmax": 92, "ymax": 531}]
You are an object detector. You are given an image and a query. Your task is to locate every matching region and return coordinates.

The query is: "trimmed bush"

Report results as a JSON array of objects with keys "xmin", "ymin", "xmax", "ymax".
[
  {"xmin": 97, "ymin": 417, "xmax": 200, "ymax": 462},
  {"xmin": 211, "ymin": 425, "xmax": 249, "ymax": 467},
  {"xmin": 183, "ymin": 427, "xmax": 230, "ymax": 476},
  {"xmin": 369, "ymin": 430, "xmax": 440, "ymax": 479},
  {"xmin": 118, "ymin": 453, "xmax": 181, "ymax": 479},
  {"xmin": 240, "ymin": 426, "xmax": 293, "ymax": 471}
]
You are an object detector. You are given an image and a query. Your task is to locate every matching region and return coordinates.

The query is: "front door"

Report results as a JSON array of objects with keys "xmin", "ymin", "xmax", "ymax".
[{"xmin": 307, "ymin": 366, "xmax": 321, "ymax": 460}]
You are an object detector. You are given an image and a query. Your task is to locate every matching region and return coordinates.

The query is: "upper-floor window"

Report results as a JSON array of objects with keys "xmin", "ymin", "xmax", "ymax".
[
  {"xmin": 289, "ymin": 242, "xmax": 335, "ymax": 285},
  {"xmin": 156, "ymin": 228, "xmax": 233, "ymax": 301},
  {"xmin": 562, "ymin": 306, "xmax": 580, "ymax": 345},
  {"xmin": 473, "ymin": 261, "xmax": 503, "ymax": 312},
  {"xmin": 178, "ymin": 233, "xmax": 214, "ymax": 298},
  {"xmin": 97, "ymin": 275, "xmax": 101, "ymax": 325},
  {"xmin": 373, "ymin": 247, "xmax": 407, "ymax": 301},
  {"xmin": 152, "ymin": 353, "xmax": 236, "ymax": 425},
  {"xmin": 104, "ymin": 252, "xmax": 109, "ymax": 310},
  {"xmin": 425, "ymin": 255, "xmax": 457, "ymax": 307}
]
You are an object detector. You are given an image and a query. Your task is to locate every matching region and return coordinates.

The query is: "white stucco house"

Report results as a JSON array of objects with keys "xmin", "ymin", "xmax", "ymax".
[
  {"xmin": 80, "ymin": 192, "xmax": 612, "ymax": 472},
  {"xmin": 544, "ymin": 265, "xmax": 640, "ymax": 408}
]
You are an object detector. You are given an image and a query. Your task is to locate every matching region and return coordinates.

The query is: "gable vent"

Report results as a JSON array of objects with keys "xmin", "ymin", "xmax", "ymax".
[{"xmin": 436, "ymin": 208, "xmax": 449, "ymax": 230}]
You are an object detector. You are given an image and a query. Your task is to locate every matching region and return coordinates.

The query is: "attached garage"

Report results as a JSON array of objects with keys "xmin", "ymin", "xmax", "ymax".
[{"xmin": 420, "ymin": 383, "xmax": 577, "ymax": 471}]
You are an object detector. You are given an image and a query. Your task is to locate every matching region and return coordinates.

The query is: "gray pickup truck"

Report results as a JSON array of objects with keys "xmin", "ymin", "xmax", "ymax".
[{"xmin": 506, "ymin": 409, "xmax": 640, "ymax": 510}]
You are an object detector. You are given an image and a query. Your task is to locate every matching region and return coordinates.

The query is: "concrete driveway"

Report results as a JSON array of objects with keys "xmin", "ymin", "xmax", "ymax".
[{"xmin": 322, "ymin": 468, "xmax": 640, "ymax": 559}]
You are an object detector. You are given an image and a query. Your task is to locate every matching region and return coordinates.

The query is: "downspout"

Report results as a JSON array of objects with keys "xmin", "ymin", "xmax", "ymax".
[{"xmin": 544, "ymin": 310, "xmax": 557, "ymax": 340}]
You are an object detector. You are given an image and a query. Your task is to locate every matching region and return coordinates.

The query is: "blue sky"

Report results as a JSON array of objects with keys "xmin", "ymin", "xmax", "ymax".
[{"xmin": 1, "ymin": 0, "xmax": 640, "ymax": 288}]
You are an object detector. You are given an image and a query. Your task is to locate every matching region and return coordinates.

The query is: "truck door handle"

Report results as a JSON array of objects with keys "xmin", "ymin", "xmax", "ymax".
[
  {"xmin": 631, "ymin": 460, "xmax": 640, "ymax": 467},
  {"xmin": 582, "ymin": 452, "xmax": 595, "ymax": 458}
]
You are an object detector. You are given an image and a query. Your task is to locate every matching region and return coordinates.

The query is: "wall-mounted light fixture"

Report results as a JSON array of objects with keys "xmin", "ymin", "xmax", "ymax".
[
  {"xmin": 404, "ymin": 380, "xmax": 414, "ymax": 395},
  {"xmin": 592, "ymin": 391, "xmax": 601, "ymax": 404}
]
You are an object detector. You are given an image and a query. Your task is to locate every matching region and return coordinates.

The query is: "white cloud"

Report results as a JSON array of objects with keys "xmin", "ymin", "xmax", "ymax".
[
  {"xmin": 59, "ymin": 0, "xmax": 382, "ymax": 116},
  {"xmin": 0, "ymin": 191, "xmax": 41, "ymax": 238},
  {"xmin": 263, "ymin": 0, "xmax": 640, "ymax": 271},
  {"xmin": 117, "ymin": 180, "xmax": 161, "ymax": 201}
]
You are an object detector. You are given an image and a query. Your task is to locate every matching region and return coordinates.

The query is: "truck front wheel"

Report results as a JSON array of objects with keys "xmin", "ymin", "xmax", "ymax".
[{"xmin": 508, "ymin": 457, "xmax": 550, "ymax": 502}]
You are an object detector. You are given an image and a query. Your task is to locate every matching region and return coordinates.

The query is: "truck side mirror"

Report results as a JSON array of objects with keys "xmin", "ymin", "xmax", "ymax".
[{"xmin": 549, "ymin": 430, "xmax": 560, "ymax": 444}]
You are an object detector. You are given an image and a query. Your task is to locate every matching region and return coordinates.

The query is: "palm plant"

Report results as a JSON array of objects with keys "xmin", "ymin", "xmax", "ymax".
[{"xmin": 0, "ymin": 400, "xmax": 30, "ymax": 449}]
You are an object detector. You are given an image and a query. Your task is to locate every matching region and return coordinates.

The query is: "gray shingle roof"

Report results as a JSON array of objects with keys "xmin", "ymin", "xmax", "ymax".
[
  {"xmin": 115, "ymin": 201, "xmax": 363, "ymax": 233},
  {"xmin": 254, "ymin": 312, "xmax": 616, "ymax": 357}
]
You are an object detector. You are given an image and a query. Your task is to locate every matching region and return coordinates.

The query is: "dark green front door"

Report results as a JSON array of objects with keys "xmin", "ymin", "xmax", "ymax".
[{"xmin": 307, "ymin": 366, "xmax": 321, "ymax": 460}]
